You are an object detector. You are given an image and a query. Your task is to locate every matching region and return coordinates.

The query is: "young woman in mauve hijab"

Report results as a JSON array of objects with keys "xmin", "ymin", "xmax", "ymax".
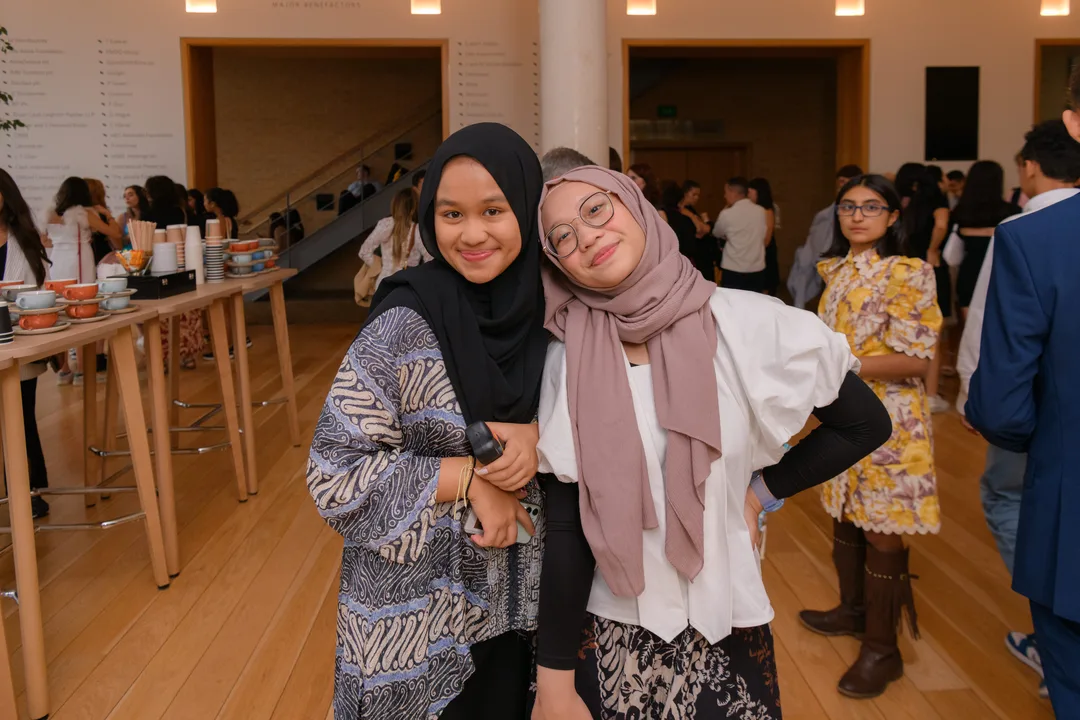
[
  {"xmin": 531, "ymin": 166, "xmax": 892, "ymax": 719},
  {"xmin": 307, "ymin": 123, "xmax": 549, "ymax": 720}
]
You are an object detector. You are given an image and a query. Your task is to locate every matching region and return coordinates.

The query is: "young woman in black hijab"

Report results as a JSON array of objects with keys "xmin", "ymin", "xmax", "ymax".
[{"xmin": 308, "ymin": 123, "xmax": 547, "ymax": 720}]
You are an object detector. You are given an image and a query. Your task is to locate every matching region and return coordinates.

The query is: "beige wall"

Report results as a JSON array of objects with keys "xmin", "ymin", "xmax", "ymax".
[
  {"xmin": 608, "ymin": 0, "xmax": 1080, "ymax": 186},
  {"xmin": 631, "ymin": 57, "xmax": 836, "ymax": 282},
  {"xmin": 212, "ymin": 48, "xmax": 441, "ymax": 215}
]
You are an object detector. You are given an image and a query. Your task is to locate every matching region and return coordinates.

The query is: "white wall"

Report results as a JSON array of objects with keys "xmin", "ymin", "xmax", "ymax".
[
  {"xmin": 607, "ymin": 0, "xmax": 1080, "ymax": 180},
  {"xmin": 6, "ymin": 0, "xmax": 1080, "ymax": 221},
  {"xmin": 3, "ymin": 0, "xmax": 539, "ymax": 220}
]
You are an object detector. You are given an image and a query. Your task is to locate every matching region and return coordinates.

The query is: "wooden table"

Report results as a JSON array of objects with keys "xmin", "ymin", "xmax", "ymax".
[
  {"xmin": 0, "ymin": 357, "xmax": 19, "ymax": 720},
  {"xmin": 230, "ymin": 269, "xmax": 300, "ymax": 495},
  {"xmin": 0, "ymin": 309, "xmax": 170, "ymax": 720},
  {"xmin": 135, "ymin": 283, "xmax": 250, "ymax": 578}
]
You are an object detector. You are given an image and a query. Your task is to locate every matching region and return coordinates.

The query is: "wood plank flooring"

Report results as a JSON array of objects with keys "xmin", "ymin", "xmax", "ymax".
[{"xmin": 0, "ymin": 324, "xmax": 1052, "ymax": 719}]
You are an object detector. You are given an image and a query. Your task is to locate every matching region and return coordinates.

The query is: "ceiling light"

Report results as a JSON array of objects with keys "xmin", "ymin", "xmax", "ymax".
[
  {"xmin": 1042, "ymin": 0, "xmax": 1070, "ymax": 16},
  {"xmin": 186, "ymin": 0, "xmax": 217, "ymax": 11},
  {"xmin": 835, "ymin": 0, "xmax": 865, "ymax": 16},
  {"xmin": 627, "ymin": 0, "xmax": 657, "ymax": 15},
  {"xmin": 411, "ymin": 0, "xmax": 441, "ymax": 14}
]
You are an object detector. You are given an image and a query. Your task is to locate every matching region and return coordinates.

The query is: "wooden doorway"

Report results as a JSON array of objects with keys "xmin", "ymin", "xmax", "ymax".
[
  {"xmin": 632, "ymin": 142, "xmax": 750, "ymax": 221},
  {"xmin": 1034, "ymin": 39, "xmax": 1080, "ymax": 123},
  {"xmin": 180, "ymin": 38, "xmax": 451, "ymax": 191},
  {"xmin": 622, "ymin": 40, "xmax": 869, "ymax": 176}
]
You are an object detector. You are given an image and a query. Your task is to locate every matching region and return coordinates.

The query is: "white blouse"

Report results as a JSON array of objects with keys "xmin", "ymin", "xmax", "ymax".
[
  {"xmin": 358, "ymin": 217, "xmax": 434, "ymax": 290},
  {"xmin": 537, "ymin": 288, "xmax": 858, "ymax": 644}
]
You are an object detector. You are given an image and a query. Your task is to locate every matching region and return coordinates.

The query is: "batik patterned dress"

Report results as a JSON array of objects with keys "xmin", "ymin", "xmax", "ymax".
[
  {"xmin": 307, "ymin": 305, "xmax": 543, "ymax": 719},
  {"xmin": 817, "ymin": 250, "xmax": 943, "ymax": 535}
]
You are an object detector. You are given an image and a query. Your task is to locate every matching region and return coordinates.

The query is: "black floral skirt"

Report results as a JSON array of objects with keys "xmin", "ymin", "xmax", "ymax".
[{"xmin": 574, "ymin": 614, "xmax": 782, "ymax": 719}]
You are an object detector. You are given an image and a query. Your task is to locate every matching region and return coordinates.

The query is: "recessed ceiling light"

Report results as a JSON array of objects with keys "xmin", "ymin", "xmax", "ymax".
[
  {"xmin": 1041, "ymin": 0, "xmax": 1070, "ymax": 16},
  {"xmin": 836, "ymin": 0, "xmax": 865, "ymax": 16},
  {"xmin": 186, "ymin": 0, "xmax": 217, "ymax": 12},
  {"xmin": 412, "ymin": 0, "xmax": 441, "ymax": 14},
  {"xmin": 627, "ymin": 0, "xmax": 657, "ymax": 15}
]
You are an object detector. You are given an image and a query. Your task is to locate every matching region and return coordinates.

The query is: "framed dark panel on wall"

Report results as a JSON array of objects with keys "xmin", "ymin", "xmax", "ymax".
[{"xmin": 925, "ymin": 66, "xmax": 980, "ymax": 161}]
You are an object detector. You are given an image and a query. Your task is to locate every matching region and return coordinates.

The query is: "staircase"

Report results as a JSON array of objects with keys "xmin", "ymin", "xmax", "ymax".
[{"xmin": 238, "ymin": 101, "xmax": 442, "ymax": 321}]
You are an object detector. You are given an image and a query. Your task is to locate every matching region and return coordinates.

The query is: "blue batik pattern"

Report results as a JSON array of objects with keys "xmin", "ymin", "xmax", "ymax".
[{"xmin": 307, "ymin": 306, "xmax": 542, "ymax": 719}]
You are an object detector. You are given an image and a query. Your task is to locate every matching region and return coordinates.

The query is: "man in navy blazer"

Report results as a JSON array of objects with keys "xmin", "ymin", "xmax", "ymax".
[{"xmin": 967, "ymin": 71, "xmax": 1080, "ymax": 716}]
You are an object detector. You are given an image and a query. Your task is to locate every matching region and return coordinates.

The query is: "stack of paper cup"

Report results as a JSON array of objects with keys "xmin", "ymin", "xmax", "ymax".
[
  {"xmin": 166, "ymin": 224, "xmax": 185, "ymax": 245},
  {"xmin": 205, "ymin": 218, "xmax": 222, "ymax": 240},
  {"xmin": 185, "ymin": 225, "xmax": 205, "ymax": 285},
  {"xmin": 205, "ymin": 240, "xmax": 224, "ymax": 283},
  {"xmin": 175, "ymin": 241, "xmax": 186, "ymax": 270},
  {"xmin": 153, "ymin": 228, "xmax": 167, "ymax": 245},
  {"xmin": 151, "ymin": 242, "xmax": 179, "ymax": 275}
]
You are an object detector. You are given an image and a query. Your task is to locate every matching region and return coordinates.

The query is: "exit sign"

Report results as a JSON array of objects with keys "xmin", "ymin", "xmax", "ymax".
[{"xmin": 657, "ymin": 105, "xmax": 678, "ymax": 118}]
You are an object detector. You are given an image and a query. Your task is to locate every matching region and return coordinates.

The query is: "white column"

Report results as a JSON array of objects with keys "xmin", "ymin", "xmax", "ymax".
[{"xmin": 539, "ymin": 0, "xmax": 608, "ymax": 165}]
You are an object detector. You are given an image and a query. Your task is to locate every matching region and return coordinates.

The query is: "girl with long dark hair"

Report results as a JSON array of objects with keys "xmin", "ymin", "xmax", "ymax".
[
  {"xmin": 119, "ymin": 185, "xmax": 150, "ymax": 240},
  {"xmin": 627, "ymin": 163, "xmax": 661, "ymax": 208},
  {"xmin": 143, "ymin": 175, "xmax": 188, "ymax": 229},
  {"xmin": 950, "ymin": 160, "xmax": 1019, "ymax": 317},
  {"xmin": 205, "ymin": 188, "xmax": 240, "ymax": 239},
  {"xmin": 308, "ymin": 124, "xmax": 548, "ymax": 719},
  {"xmin": 0, "ymin": 169, "xmax": 54, "ymax": 518},
  {"xmin": 803, "ymin": 174, "xmax": 942, "ymax": 698},
  {"xmin": 45, "ymin": 176, "xmax": 119, "ymax": 283}
]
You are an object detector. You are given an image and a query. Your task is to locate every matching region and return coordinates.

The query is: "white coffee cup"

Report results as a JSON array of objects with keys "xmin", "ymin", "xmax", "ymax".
[{"xmin": 151, "ymin": 242, "xmax": 179, "ymax": 274}]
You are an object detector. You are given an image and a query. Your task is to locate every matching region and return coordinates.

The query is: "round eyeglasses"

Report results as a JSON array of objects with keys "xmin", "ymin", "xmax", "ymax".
[
  {"xmin": 837, "ymin": 202, "xmax": 888, "ymax": 218},
  {"xmin": 544, "ymin": 191, "xmax": 615, "ymax": 258}
]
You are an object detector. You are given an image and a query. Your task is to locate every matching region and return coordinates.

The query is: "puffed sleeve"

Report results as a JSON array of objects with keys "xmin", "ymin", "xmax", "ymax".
[
  {"xmin": 883, "ymin": 258, "xmax": 943, "ymax": 359},
  {"xmin": 712, "ymin": 289, "xmax": 860, "ymax": 470},
  {"xmin": 536, "ymin": 340, "xmax": 578, "ymax": 483},
  {"xmin": 306, "ymin": 306, "xmax": 441, "ymax": 563}
]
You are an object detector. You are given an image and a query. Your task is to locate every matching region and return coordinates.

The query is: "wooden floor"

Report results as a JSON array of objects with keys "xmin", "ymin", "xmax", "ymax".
[{"xmin": 0, "ymin": 324, "xmax": 1052, "ymax": 719}]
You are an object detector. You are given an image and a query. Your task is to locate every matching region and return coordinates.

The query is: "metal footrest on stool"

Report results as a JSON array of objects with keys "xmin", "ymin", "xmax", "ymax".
[{"xmin": 0, "ymin": 487, "xmax": 147, "ymax": 533}]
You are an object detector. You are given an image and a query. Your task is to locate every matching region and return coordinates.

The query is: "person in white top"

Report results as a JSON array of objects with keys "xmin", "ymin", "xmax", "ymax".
[
  {"xmin": 711, "ymin": 176, "xmax": 768, "ymax": 292},
  {"xmin": 956, "ymin": 120, "xmax": 1080, "ymax": 695},
  {"xmin": 531, "ymin": 166, "xmax": 891, "ymax": 720},
  {"xmin": 357, "ymin": 188, "xmax": 433, "ymax": 291}
]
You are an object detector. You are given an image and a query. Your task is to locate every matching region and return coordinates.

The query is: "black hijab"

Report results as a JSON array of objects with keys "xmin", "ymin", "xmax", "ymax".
[{"xmin": 368, "ymin": 123, "xmax": 548, "ymax": 425}]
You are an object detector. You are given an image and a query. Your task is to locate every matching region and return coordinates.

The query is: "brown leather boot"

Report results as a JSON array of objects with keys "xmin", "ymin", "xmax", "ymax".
[
  {"xmin": 800, "ymin": 520, "xmax": 866, "ymax": 638},
  {"xmin": 838, "ymin": 545, "xmax": 919, "ymax": 699}
]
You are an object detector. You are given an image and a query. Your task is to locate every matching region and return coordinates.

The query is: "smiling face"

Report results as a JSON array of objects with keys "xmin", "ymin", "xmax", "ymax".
[
  {"xmin": 541, "ymin": 181, "xmax": 646, "ymax": 290},
  {"xmin": 837, "ymin": 184, "xmax": 898, "ymax": 253},
  {"xmin": 433, "ymin": 156, "xmax": 522, "ymax": 284}
]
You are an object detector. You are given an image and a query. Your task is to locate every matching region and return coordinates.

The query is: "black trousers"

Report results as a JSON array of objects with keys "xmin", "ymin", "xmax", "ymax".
[
  {"xmin": 720, "ymin": 268, "xmax": 766, "ymax": 293},
  {"xmin": 440, "ymin": 631, "xmax": 532, "ymax": 719},
  {"xmin": 18, "ymin": 378, "xmax": 49, "ymax": 491}
]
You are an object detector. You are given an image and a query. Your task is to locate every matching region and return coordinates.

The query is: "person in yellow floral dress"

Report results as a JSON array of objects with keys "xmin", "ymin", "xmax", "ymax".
[{"xmin": 799, "ymin": 174, "xmax": 943, "ymax": 700}]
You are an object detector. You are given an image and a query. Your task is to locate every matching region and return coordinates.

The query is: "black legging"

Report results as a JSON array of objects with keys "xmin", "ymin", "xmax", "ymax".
[
  {"xmin": 440, "ymin": 631, "xmax": 532, "ymax": 719},
  {"xmin": 20, "ymin": 377, "xmax": 49, "ymax": 491}
]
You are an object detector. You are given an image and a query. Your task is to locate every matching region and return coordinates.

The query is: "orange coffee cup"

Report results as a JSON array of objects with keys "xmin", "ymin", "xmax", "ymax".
[
  {"xmin": 19, "ymin": 313, "xmax": 58, "ymax": 330},
  {"xmin": 66, "ymin": 303, "xmax": 100, "ymax": 319},
  {"xmin": 62, "ymin": 283, "xmax": 99, "ymax": 301},
  {"xmin": 0, "ymin": 279, "xmax": 25, "ymax": 289},
  {"xmin": 44, "ymin": 278, "xmax": 77, "ymax": 291}
]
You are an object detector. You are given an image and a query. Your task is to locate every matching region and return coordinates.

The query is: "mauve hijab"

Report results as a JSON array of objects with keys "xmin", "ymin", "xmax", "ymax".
[{"xmin": 539, "ymin": 165, "xmax": 722, "ymax": 597}]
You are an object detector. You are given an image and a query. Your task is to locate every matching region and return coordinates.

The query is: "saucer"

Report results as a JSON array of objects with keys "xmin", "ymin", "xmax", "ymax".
[
  {"xmin": 15, "ymin": 305, "xmax": 65, "ymax": 316},
  {"xmin": 14, "ymin": 322, "xmax": 71, "ymax": 335},
  {"xmin": 107, "ymin": 303, "xmax": 139, "ymax": 315},
  {"xmin": 59, "ymin": 296, "xmax": 106, "ymax": 306},
  {"xmin": 66, "ymin": 311, "xmax": 112, "ymax": 324},
  {"xmin": 101, "ymin": 288, "xmax": 137, "ymax": 298}
]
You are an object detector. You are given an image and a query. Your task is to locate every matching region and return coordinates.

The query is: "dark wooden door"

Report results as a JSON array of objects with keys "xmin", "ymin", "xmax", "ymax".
[{"xmin": 631, "ymin": 144, "xmax": 750, "ymax": 221}]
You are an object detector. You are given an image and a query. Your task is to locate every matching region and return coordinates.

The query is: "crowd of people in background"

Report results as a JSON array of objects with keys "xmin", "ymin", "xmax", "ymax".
[{"xmin": 0, "ymin": 169, "xmax": 248, "ymax": 518}]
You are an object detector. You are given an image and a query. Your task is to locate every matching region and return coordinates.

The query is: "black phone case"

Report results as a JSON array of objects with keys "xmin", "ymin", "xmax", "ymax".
[{"xmin": 466, "ymin": 422, "xmax": 504, "ymax": 465}]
